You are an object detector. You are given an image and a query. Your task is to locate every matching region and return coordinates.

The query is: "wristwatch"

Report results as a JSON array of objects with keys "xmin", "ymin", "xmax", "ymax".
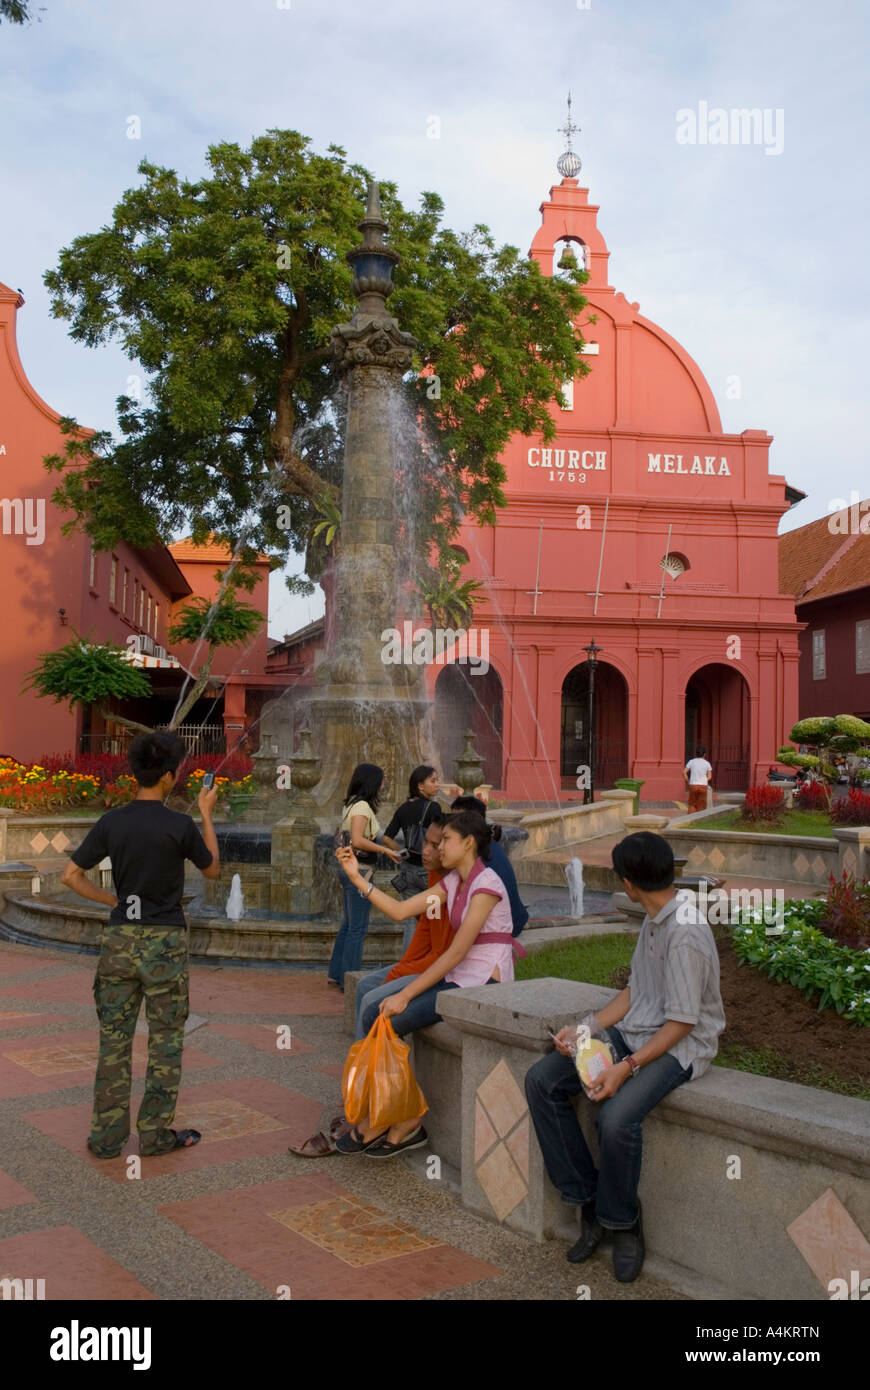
[{"xmin": 624, "ymin": 1054, "xmax": 640, "ymax": 1078}]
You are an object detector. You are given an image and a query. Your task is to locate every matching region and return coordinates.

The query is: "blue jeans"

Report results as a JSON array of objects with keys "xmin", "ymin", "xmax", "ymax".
[
  {"xmin": 328, "ymin": 867, "xmax": 372, "ymax": 985},
  {"xmin": 353, "ymin": 966, "xmax": 420, "ymax": 1040},
  {"xmin": 361, "ymin": 980, "xmax": 459, "ymax": 1038},
  {"xmin": 524, "ymin": 1026, "xmax": 693, "ymax": 1229}
]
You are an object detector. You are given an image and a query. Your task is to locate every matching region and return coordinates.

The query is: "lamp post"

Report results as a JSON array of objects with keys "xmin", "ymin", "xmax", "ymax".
[{"xmin": 584, "ymin": 639, "xmax": 601, "ymax": 805}]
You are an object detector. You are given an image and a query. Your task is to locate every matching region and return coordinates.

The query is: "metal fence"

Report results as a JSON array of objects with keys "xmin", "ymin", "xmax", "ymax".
[{"xmin": 77, "ymin": 723, "xmax": 226, "ymax": 756}]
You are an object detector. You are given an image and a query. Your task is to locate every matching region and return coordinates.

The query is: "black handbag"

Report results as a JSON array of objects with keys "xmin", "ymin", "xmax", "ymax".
[{"xmin": 403, "ymin": 799, "xmax": 436, "ymax": 859}]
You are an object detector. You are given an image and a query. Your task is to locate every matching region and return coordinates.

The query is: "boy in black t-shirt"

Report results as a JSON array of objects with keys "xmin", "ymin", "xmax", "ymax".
[{"xmin": 61, "ymin": 732, "xmax": 220, "ymax": 1158}]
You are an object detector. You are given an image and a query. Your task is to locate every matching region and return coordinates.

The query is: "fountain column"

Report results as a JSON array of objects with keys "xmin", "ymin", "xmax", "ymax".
[{"xmin": 304, "ymin": 183, "xmax": 434, "ymax": 814}]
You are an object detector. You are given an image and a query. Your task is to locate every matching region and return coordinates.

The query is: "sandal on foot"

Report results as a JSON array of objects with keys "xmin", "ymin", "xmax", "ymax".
[
  {"xmin": 334, "ymin": 1125, "xmax": 387, "ymax": 1155},
  {"xmin": 171, "ymin": 1128, "xmax": 201, "ymax": 1148},
  {"xmin": 288, "ymin": 1131, "xmax": 337, "ymax": 1158},
  {"xmin": 365, "ymin": 1126, "xmax": 428, "ymax": 1158}
]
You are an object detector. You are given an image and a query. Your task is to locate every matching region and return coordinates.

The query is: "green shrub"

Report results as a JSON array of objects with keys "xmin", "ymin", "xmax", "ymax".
[{"xmin": 732, "ymin": 900, "xmax": 870, "ymax": 1024}]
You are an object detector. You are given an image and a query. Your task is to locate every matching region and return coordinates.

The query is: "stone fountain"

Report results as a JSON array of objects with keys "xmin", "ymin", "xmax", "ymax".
[{"xmin": 258, "ymin": 181, "xmax": 435, "ymax": 819}]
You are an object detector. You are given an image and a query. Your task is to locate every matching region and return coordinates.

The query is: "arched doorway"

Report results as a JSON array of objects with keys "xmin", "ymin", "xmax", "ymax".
[
  {"xmin": 434, "ymin": 664, "xmax": 504, "ymax": 789},
  {"xmin": 685, "ymin": 664, "xmax": 751, "ymax": 790},
  {"xmin": 561, "ymin": 661, "xmax": 628, "ymax": 790}
]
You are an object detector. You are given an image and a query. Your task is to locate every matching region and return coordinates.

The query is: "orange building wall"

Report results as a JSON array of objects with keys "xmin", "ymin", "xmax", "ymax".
[{"xmin": 0, "ymin": 283, "xmax": 188, "ymax": 761}]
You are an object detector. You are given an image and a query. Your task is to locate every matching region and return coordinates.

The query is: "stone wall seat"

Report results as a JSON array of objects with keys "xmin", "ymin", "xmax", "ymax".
[{"xmin": 345, "ymin": 970, "xmax": 870, "ymax": 1300}]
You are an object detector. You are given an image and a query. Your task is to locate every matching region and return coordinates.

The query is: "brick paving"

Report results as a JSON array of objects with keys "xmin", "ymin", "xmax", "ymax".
[{"xmin": 0, "ymin": 937, "xmax": 686, "ymax": 1302}]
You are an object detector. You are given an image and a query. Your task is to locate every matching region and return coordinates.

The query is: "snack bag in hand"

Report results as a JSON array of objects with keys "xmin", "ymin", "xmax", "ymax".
[{"xmin": 574, "ymin": 1025, "xmax": 617, "ymax": 1098}]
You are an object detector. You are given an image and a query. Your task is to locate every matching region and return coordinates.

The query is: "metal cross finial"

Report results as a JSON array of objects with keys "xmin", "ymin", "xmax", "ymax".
[{"xmin": 557, "ymin": 92, "xmax": 580, "ymax": 150}]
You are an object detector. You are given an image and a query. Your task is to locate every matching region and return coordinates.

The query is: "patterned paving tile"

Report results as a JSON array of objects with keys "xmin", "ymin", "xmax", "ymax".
[
  {"xmin": 22, "ymin": 1078, "xmax": 323, "ymax": 1179},
  {"xmin": 315, "ymin": 1063, "xmax": 345, "ymax": 1079},
  {"xmin": 172, "ymin": 1096, "xmax": 285, "ymax": 1144},
  {"xmin": 159, "ymin": 1172, "xmax": 500, "ymax": 1299},
  {"xmin": 190, "ymin": 968, "xmax": 344, "ymax": 1017},
  {"xmin": 206, "ymin": 1022, "xmax": 314, "ymax": 1055},
  {"xmin": 270, "ymin": 1196, "xmax": 441, "ymax": 1267},
  {"xmin": 0, "ymin": 1226, "xmax": 155, "ymax": 1300},
  {"xmin": 0, "ymin": 1030, "xmax": 218, "ymax": 1099},
  {"xmin": 0, "ymin": 971, "xmax": 95, "ymax": 1006},
  {"xmin": 0, "ymin": 1166, "xmax": 38, "ymax": 1210}
]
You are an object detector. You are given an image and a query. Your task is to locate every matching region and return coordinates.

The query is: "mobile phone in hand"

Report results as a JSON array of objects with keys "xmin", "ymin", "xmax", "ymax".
[
  {"xmin": 339, "ymin": 830, "xmax": 351, "ymax": 847},
  {"xmin": 202, "ymin": 772, "xmax": 215, "ymax": 790}
]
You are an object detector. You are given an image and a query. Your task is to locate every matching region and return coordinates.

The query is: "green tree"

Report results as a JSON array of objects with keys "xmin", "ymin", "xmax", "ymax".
[
  {"xmin": 167, "ymin": 575, "xmax": 265, "ymax": 726},
  {"xmin": 1, "ymin": 2, "xmax": 44, "ymax": 24},
  {"xmin": 23, "ymin": 634, "xmax": 153, "ymax": 733},
  {"xmin": 42, "ymin": 129, "xmax": 592, "ymax": 595},
  {"xmin": 417, "ymin": 562, "xmax": 484, "ymax": 632}
]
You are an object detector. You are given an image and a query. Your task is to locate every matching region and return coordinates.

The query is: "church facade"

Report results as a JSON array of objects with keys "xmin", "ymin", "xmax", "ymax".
[{"xmin": 425, "ymin": 172, "xmax": 805, "ymax": 803}]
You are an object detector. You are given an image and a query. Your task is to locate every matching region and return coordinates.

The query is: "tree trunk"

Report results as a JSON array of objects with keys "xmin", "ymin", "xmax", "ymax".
[
  {"xmin": 97, "ymin": 707, "xmax": 152, "ymax": 735},
  {"xmin": 168, "ymin": 652, "xmax": 216, "ymax": 730}
]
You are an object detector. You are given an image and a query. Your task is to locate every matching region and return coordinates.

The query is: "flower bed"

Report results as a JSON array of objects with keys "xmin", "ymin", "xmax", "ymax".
[
  {"xmin": 733, "ymin": 898, "xmax": 870, "ymax": 1026},
  {"xmin": 1, "ymin": 752, "xmax": 254, "ymax": 813}
]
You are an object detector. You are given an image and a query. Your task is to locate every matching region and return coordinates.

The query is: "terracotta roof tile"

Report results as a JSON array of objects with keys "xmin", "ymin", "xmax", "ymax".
[
  {"xmin": 169, "ymin": 536, "xmax": 270, "ymax": 565},
  {"xmin": 779, "ymin": 504, "xmax": 870, "ymax": 602}
]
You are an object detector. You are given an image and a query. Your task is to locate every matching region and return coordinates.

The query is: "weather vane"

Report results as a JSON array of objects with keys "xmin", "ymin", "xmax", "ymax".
[
  {"xmin": 557, "ymin": 92, "xmax": 579, "ymax": 150},
  {"xmin": 557, "ymin": 93, "xmax": 582, "ymax": 178}
]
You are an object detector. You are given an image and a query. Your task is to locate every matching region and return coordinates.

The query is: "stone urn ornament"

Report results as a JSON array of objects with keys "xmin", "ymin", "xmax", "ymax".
[
  {"xmin": 291, "ymin": 727, "xmax": 321, "ymax": 810},
  {"xmin": 454, "ymin": 729, "xmax": 485, "ymax": 796}
]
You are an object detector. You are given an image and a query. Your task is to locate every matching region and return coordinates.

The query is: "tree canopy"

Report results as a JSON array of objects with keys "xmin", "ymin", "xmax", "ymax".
[
  {"xmin": 0, "ymin": 2, "xmax": 43, "ymax": 24},
  {"xmin": 43, "ymin": 129, "xmax": 592, "ymax": 597}
]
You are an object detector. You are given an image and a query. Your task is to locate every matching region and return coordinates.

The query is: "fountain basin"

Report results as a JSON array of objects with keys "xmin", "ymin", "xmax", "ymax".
[{"xmin": 0, "ymin": 892, "xmax": 404, "ymax": 965}]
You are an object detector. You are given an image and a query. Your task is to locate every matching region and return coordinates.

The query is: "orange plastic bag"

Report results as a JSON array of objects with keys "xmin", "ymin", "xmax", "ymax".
[{"xmin": 341, "ymin": 1015, "xmax": 427, "ymax": 1130}]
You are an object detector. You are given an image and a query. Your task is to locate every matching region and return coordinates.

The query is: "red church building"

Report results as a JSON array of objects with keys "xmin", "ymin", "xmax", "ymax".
[{"xmin": 424, "ymin": 159, "xmax": 805, "ymax": 802}]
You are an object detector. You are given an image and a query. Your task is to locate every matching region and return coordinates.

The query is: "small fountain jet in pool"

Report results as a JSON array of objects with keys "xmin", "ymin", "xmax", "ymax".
[
  {"xmin": 225, "ymin": 874, "xmax": 244, "ymax": 922},
  {"xmin": 564, "ymin": 857, "xmax": 585, "ymax": 920}
]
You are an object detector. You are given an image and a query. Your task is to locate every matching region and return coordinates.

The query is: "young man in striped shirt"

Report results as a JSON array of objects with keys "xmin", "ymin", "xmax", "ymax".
[{"xmin": 525, "ymin": 831, "xmax": 725, "ymax": 1282}]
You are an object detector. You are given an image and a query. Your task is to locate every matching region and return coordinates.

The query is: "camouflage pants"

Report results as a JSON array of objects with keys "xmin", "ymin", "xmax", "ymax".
[{"xmin": 91, "ymin": 924, "xmax": 189, "ymax": 1157}]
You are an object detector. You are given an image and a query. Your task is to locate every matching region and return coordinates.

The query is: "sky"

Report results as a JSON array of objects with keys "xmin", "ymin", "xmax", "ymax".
[{"xmin": 1, "ymin": 0, "xmax": 868, "ymax": 639}]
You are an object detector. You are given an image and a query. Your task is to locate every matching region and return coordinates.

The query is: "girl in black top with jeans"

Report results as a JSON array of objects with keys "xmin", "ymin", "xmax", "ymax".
[{"xmin": 383, "ymin": 765, "xmax": 441, "ymax": 946}]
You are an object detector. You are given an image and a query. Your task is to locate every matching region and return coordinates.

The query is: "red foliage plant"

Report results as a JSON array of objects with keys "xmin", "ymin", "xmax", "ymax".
[
  {"xmin": 794, "ymin": 779, "xmax": 828, "ymax": 811},
  {"xmin": 830, "ymin": 788, "xmax": 870, "ymax": 826},
  {"xmin": 819, "ymin": 869, "xmax": 870, "ymax": 948},
  {"xmin": 741, "ymin": 784, "xmax": 785, "ymax": 822},
  {"xmin": 40, "ymin": 751, "xmax": 131, "ymax": 781}
]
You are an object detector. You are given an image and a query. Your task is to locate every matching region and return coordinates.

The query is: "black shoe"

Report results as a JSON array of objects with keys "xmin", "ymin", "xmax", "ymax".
[
  {"xmin": 566, "ymin": 1200, "xmax": 604, "ymax": 1263},
  {"xmin": 611, "ymin": 1202, "xmax": 645, "ymax": 1282}
]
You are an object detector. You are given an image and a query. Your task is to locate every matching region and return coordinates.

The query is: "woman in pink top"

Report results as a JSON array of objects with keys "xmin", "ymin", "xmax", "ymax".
[{"xmin": 334, "ymin": 810, "xmax": 523, "ymax": 1158}]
